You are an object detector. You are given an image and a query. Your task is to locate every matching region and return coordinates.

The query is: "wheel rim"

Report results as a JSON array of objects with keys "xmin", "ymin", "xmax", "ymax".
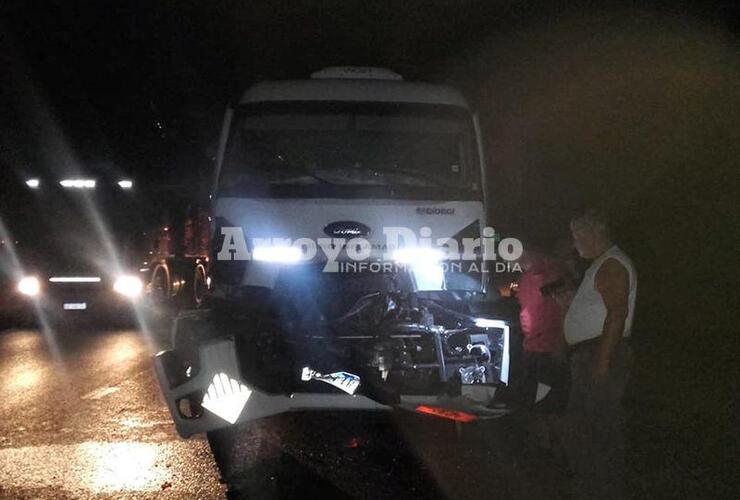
[
  {"xmin": 151, "ymin": 268, "xmax": 169, "ymax": 305},
  {"xmin": 193, "ymin": 267, "xmax": 206, "ymax": 306}
]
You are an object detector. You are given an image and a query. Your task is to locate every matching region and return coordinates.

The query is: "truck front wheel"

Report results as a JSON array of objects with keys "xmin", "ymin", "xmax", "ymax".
[
  {"xmin": 207, "ymin": 420, "xmax": 283, "ymax": 499},
  {"xmin": 192, "ymin": 264, "xmax": 207, "ymax": 308}
]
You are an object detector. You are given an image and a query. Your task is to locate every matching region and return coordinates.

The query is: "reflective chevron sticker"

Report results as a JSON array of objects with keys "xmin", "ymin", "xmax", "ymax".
[{"xmin": 201, "ymin": 373, "xmax": 252, "ymax": 424}]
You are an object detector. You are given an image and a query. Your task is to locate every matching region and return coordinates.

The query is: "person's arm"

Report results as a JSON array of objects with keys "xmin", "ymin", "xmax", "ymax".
[
  {"xmin": 554, "ymin": 287, "xmax": 575, "ymax": 309},
  {"xmin": 592, "ymin": 258, "xmax": 630, "ymax": 382}
]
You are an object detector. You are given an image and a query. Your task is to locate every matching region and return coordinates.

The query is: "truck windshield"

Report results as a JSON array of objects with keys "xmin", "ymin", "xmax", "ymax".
[{"xmin": 219, "ymin": 102, "xmax": 481, "ymax": 199}]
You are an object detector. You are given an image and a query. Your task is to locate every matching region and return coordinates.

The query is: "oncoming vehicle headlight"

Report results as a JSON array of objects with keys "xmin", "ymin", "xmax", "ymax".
[
  {"xmin": 17, "ymin": 276, "xmax": 41, "ymax": 297},
  {"xmin": 113, "ymin": 275, "xmax": 143, "ymax": 298}
]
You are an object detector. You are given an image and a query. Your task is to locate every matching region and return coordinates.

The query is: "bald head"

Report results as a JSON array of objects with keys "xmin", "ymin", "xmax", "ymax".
[{"xmin": 570, "ymin": 209, "xmax": 613, "ymax": 259}]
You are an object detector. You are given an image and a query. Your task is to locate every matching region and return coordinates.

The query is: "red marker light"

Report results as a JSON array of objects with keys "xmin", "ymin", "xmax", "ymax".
[{"xmin": 415, "ymin": 405, "xmax": 478, "ymax": 423}]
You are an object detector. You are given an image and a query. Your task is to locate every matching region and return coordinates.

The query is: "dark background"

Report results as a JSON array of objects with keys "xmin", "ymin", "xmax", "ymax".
[{"xmin": 1, "ymin": 1, "xmax": 738, "ymax": 497}]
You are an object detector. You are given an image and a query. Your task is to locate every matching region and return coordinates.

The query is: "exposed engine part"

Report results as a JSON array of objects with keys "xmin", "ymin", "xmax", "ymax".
[
  {"xmin": 226, "ymin": 282, "xmax": 510, "ymax": 403},
  {"xmin": 371, "ymin": 344, "xmax": 391, "ymax": 381},
  {"xmin": 459, "ymin": 365, "xmax": 487, "ymax": 385}
]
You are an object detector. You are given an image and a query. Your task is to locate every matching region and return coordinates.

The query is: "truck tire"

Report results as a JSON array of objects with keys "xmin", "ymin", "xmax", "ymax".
[
  {"xmin": 192, "ymin": 264, "xmax": 207, "ymax": 308},
  {"xmin": 150, "ymin": 265, "xmax": 171, "ymax": 308},
  {"xmin": 171, "ymin": 310, "xmax": 215, "ymax": 369},
  {"xmin": 206, "ymin": 420, "xmax": 283, "ymax": 499}
]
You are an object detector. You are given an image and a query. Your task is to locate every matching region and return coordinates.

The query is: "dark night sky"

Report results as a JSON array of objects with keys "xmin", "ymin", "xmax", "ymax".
[{"xmin": 1, "ymin": 1, "xmax": 738, "ymax": 249}]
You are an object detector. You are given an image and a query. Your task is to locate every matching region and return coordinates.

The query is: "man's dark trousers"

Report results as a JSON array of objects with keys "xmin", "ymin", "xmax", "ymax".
[{"xmin": 565, "ymin": 339, "xmax": 632, "ymax": 500}]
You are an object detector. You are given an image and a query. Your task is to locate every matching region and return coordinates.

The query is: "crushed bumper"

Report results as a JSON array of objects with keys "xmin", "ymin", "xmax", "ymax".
[
  {"xmin": 155, "ymin": 337, "xmax": 515, "ymax": 438},
  {"xmin": 154, "ymin": 338, "xmax": 391, "ymax": 438}
]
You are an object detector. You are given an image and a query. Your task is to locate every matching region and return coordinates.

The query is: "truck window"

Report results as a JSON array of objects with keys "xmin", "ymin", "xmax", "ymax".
[{"xmin": 219, "ymin": 102, "xmax": 480, "ymax": 199}]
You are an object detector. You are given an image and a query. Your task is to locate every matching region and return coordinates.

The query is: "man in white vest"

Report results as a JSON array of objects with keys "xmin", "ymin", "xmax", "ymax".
[{"xmin": 563, "ymin": 209, "xmax": 637, "ymax": 500}]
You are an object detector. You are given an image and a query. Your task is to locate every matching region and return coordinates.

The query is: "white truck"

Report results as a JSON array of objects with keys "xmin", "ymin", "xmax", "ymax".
[{"xmin": 154, "ymin": 67, "xmax": 523, "ymax": 492}]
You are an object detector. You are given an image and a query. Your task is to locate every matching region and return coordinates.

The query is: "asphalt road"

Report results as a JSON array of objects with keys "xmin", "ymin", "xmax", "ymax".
[
  {"xmin": 0, "ymin": 318, "xmax": 228, "ymax": 499},
  {"xmin": 0, "ymin": 319, "xmax": 568, "ymax": 500}
]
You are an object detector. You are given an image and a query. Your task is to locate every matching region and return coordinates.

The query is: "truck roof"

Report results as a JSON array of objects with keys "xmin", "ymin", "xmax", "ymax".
[{"xmin": 239, "ymin": 68, "xmax": 469, "ymax": 109}]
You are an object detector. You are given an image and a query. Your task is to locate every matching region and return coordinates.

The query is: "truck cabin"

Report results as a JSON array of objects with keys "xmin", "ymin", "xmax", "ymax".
[{"xmin": 216, "ymin": 67, "xmax": 484, "ymax": 203}]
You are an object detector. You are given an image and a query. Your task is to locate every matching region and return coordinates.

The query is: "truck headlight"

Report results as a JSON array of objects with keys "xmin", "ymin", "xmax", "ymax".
[
  {"xmin": 475, "ymin": 318, "xmax": 510, "ymax": 385},
  {"xmin": 392, "ymin": 247, "xmax": 445, "ymax": 264},
  {"xmin": 252, "ymin": 246, "xmax": 302, "ymax": 263},
  {"xmin": 393, "ymin": 248, "xmax": 445, "ymax": 291},
  {"xmin": 113, "ymin": 275, "xmax": 143, "ymax": 298},
  {"xmin": 17, "ymin": 276, "xmax": 41, "ymax": 297}
]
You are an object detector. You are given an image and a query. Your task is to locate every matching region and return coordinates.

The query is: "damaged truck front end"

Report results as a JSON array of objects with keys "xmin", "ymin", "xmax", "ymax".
[
  {"xmin": 156, "ymin": 267, "xmax": 518, "ymax": 437},
  {"xmin": 154, "ymin": 67, "xmax": 522, "ymax": 438}
]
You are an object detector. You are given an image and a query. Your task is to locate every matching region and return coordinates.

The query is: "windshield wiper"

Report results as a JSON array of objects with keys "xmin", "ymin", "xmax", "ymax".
[
  {"xmin": 228, "ymin": 164, "xmax": 334, "ymax": 187},
  {"xmin": 267, "ymin": 152, "xmax": 333, "ymax": 184},
  {"xmin": 275, "ymin": 165, "xmax": 333, "ymax": 185},
  {"xmin": 368, "ymin": 167, "xmax": 450, "ymax": 188}
]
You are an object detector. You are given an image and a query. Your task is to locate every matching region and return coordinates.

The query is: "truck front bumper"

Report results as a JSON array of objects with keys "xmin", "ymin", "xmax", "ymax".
[
  {"xmin": 154, "ymin": 338, "xmax": 392, "ymax": 438},
  {"xmin": 155, "ymin": 337, "xmax": 516, "ymax": 438}
]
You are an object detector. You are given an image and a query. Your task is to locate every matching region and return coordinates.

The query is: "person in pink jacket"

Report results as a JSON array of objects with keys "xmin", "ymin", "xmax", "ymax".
[{"xmin": 516, "ymin": 244, "xmax": 571, "ymax": 456}]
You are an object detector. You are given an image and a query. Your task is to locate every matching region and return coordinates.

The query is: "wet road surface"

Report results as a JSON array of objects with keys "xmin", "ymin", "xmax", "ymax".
[
  {"xmin": 0, "ymin": 321, "xmax": 568, "ymax": 499},
  {"xmin": 0, "ymin": 323, "xmax": 226, "ymax": 499}
]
